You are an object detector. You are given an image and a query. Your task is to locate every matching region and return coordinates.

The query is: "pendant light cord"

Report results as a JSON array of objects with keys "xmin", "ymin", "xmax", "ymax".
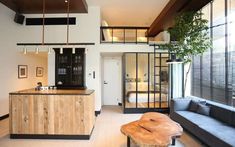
[
  {"xmin": 42, "ymin": 0, "xmax": 45, "ymax": 45},
  {"xmin": 67, "ymin": 0, "xmax": 70, "ymax": 45}
]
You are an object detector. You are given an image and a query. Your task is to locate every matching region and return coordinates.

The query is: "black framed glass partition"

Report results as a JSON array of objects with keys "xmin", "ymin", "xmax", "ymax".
[
  {"xmin": 123, "ymin": 52, "xmax": 169, "ymax": 113},
  {"xmin": 100, "ymin": 26, "xmax": 149, "ymax": 44}
]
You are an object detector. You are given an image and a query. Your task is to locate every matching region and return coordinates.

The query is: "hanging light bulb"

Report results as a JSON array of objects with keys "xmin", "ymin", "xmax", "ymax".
[
  {"xmin": 23, "ymin": 47, "xmax": 27, "ymax": 55},
  {"xmin": 60, "ymin": 47, "xmax": 63, "ymax": 54},
  {"xmin": 72, "ymin": 47, "xmax": 75, "ymax": 54},
  {"xmin": 48, "ymin": 47, "xmax": 52, "ymax": 54},
  {"xmin": 35, "ymin": 47, "xmax": 39, "ymax": 54}
]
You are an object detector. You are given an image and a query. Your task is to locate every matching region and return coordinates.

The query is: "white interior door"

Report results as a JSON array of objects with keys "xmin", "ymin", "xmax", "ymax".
[{"xmin": 103, "ymin": 58, "xmax": 121, "ymax": 105}]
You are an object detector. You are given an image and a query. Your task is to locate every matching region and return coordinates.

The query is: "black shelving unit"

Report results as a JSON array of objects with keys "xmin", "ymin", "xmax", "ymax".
[{"xmin": 54, "ymin": 48, "xmax": 86, "ymax": 89}]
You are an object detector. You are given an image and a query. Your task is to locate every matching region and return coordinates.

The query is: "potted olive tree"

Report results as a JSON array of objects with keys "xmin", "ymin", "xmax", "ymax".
[{"xmin": 165, "ymin": 11, "xmax": 211, "ymax": 95}]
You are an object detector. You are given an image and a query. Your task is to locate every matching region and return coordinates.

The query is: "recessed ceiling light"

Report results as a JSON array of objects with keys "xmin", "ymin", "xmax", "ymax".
[{"xmin": 65, "ymin": 0, "xmax": 68, "ymax": 3}]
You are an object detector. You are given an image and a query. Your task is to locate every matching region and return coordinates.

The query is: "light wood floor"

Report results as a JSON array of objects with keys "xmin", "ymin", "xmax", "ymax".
[
  {"xmin": 125, "ymin": 101, "xmax": 169, "ymax": 108},
  {"xmin": 0, "ymin": 106, "xmax": 205, "ymax": 147}
]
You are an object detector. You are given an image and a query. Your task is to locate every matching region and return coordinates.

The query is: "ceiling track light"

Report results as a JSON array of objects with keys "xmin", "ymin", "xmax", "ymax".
[
  {"xmin": 48, "ymin": 47, "xmax": 52, "ymax": 54},
  {"xmin": 35, "ymin": 47, "xmax": 39, "ymax": 54},
  {"xmin": 23, "ymin": 47, "xmax": 27, "ymax": 55},
  {"xmin": 60, "ymin": 48, "xmax": 63, "ymax": 54},
  {"xmin": 72, "ymin": 47, "xmax": 76, "ymax": 54}
]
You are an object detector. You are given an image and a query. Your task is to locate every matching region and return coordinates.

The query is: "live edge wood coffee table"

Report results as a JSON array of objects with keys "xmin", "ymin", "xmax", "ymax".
[{"xmin": 121, "ymin": 112, "xmax": 183, "ymax": 147}]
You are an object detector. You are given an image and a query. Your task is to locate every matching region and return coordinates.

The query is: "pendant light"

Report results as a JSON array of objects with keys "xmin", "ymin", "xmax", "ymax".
[
  {"xmin": 23, "ymin": 46, "xmax": 27, "ymax": 54},
  {"xmin": 66, "ymin": 0, "xmax": 70, "ymax": 54},
  {"xmin": 72, "ymin": 47, "xmax": 76, "ymax": 54},
  {"xmin": 48, "ymin": 47, "xmax": 52, "ymax": 54},
  {"xmin": 35, "ymin": 47, "xmax": 39, "ymax": 54},
  {"xmin": 60, "ymin": 48, "xmax": 63, "ymax": 54},
  {"xmin": 42, "ymin": 0, "xmax": 45, "ymax": 46}
]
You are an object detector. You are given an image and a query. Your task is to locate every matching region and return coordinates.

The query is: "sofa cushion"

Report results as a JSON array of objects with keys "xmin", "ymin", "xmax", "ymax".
[
  {"xmin": 188, "ymin": 100, "xmax": 198, "ymax": 112},
  {"xmin": 171, "ymin": 98, "xmax": 191, "ymax": 111},
  {"xmin": 176, "ymin": 111, "xmax": 225, "ymax": 126},
  {"xmin": 197, "ymin": 104, "xmax": 210, "ymax": 116},
  {"xmin": 210, "ymin": 104, "xmax": 233, "ymax": 124},
  {"xmin": 199, "ymin": 125, "xmax": 235, "ymax": 146}
]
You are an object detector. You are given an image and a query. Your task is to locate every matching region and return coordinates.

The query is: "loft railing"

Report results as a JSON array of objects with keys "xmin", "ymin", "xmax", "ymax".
[{"xmin": 100, "ymin": 26, "xmax": 149, "ymax": 44}]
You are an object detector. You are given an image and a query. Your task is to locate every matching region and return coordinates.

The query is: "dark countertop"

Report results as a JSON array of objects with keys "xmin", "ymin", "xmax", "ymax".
[{"xmin": 9, "ymin": 88, "xmax": 94, "ymax": 95}]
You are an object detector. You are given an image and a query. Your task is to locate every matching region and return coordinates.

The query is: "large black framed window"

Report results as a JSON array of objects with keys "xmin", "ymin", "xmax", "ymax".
[{"xmin": 191, "ymin": 0, "xmax": 235, "ymax": 106}]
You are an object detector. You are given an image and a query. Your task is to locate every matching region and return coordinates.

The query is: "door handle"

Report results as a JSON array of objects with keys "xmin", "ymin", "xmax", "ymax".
[{"xmin": 104, "ymin": 82, "xmax": 108, "ymax": 84}]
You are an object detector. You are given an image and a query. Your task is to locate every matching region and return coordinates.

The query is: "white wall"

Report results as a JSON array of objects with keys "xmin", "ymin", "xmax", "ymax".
[
  {"xmin": 0, "ymin": 3, "xmax": 155, "ymax": 113},
  {"xmin": 14, "ymin": 7, "xmax": 102, "ymax": 111},
  {"xmin": 0, "ymin": 4, "xmax": 48, "ymax": 117}
]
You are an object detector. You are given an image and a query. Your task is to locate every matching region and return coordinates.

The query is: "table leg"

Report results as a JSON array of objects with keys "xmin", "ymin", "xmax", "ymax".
[
  {"xmin": 127, "ymin": 136, "xmax": 130, "ymax": 147},
  {"xmin": 172, "ymin": 138, "xmax": 176, "ymax": 146}
]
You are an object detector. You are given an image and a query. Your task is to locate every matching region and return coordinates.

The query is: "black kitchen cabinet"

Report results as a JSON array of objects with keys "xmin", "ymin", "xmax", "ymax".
[{"xmin": 54, "ymin": 48, "xmax": 86, "ymax": 89}]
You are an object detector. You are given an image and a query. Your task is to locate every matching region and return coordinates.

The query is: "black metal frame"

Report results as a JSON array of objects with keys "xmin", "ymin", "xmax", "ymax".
[
  {"xmin": 192, "ymin": 0, "xmax": 233, "ymax": 105},
  {"xmin": 100, "ymin": 26, "xmax": 149, "ymax": 44},
  {"xmin": 123, "ymin": 52, "xmax": 170, "ymax": 113}
]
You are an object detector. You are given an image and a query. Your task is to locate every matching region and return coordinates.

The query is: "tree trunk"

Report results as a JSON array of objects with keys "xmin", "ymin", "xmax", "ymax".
[{"xmin": 184, "ymin": 62, "xmax": 192, "ymax": 96}]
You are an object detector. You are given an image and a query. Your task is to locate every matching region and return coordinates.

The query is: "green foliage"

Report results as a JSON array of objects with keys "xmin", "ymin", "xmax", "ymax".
[{"xmin": 165, "ymin": 11, "xmax": 211, "ymax": 63}]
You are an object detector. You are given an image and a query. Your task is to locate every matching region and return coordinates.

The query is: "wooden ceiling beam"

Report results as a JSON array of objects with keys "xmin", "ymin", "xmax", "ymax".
[
  {"xmin": 147, "ymin": 0, "xmax": 212, "ymax": 37},
  {"xmin": 0, "ymin": 0, "xmax": 88, "ymax": 14}
]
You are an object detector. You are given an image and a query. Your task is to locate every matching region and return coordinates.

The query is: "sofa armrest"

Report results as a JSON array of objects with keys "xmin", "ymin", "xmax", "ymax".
[{"xmin": 170, "ymin": 98, "xmax": 191, "ymax": 113}]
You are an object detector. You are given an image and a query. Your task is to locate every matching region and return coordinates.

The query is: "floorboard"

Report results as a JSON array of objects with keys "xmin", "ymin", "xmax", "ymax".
[{"xmin": 0, "ymin": 106, "xmax": 205, "ymax": 147}]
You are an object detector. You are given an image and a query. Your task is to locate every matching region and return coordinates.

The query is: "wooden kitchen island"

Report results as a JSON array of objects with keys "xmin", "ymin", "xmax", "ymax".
[{"xmin": 9, "ymin": 89, "xmax": 95, "ymax": 139}]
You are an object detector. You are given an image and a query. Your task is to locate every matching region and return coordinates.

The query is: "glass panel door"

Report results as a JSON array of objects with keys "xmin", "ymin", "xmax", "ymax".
[
  {"xmin": 125, "ymin": 53, "xmax": 137, "ymax": 108},
  {"xmin": 71, "ymin": 49, "xmax": 84, "ymax": 86},
  {"xmin": 160, "ymin": 53, "xmax": 169, "ymax": 108},
  {"xmin": 137, "ymin": 53, "xmax": 149, "ymax": 108},
  {"xmin": 56, "ymin": 50, "xmax": 71, "ymax": 86}
]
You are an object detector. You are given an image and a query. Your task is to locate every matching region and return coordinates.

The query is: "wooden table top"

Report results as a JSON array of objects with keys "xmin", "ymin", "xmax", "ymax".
[
  {"xmin": 121, "ymin": 112, "xmax": 183, "ymax": 147},
  {"xmin": 10, "ymin": 88, "xmax": 94, "ymax": 95}
]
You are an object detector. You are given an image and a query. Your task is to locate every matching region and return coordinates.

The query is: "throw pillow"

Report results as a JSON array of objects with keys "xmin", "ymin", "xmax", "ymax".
[
  {"xmin": 197, "ymin": 104, "xmax": 210, "ymax": 116},
  {"xmin": 188, "ymin": 100, "xmax": 198, "ymax": 112}
]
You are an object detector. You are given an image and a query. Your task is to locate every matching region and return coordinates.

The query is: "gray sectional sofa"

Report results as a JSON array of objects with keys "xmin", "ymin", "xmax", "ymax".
[{"xmin": 170, "ymin": 96, "xmax": 235, "ymax": 147}]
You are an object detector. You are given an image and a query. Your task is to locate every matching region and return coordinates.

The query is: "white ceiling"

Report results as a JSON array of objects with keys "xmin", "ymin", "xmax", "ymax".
[{"xmin": 86, "ymin": 0, "xmax": 169, "ymax": 26}]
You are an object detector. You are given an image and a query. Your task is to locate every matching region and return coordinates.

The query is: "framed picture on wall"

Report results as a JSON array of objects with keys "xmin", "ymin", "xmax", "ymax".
[
  {"xmin": 18, "ymin": 65, "xmax": 28, "ymax": 79},
  {"xmin": 36, "ymin": 67, "xmax": 43, "ymax": 77}
]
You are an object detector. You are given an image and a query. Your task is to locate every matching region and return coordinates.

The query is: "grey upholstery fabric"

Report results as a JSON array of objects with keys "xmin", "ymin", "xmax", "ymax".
[
  {"xmin": 197, "ymin": 104, "xmax": 210, "ymax": 116},
  {"xmin": 170, "ymin": 98, "xmax": 191, "ymax": 111},
  {"xmin": 176, "ymin": 111, "xmax": 225, "ymax": 126},
  {"xmin": 199, "ymin": 125, "xmax": 235, "ymax": 146},
  {"xmin": 171, "ymin": 111, "xmax": 232, "ymax": 147},
  {"xmin": 210, "ymin": 105, "xmax": 233, "ymax": 124},
  {"xmin": 170, "ymin": 98, "xmax": 235, "ymax": 147}
]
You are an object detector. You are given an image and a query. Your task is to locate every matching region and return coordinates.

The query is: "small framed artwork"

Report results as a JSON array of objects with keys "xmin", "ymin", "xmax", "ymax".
[
  {"xmin": 36, "ymin": 67, "xmax": 43, "ymax": 77},
  {"xmin": 18, "ymin": 65, "xmax": 28, "ymax": 79}
]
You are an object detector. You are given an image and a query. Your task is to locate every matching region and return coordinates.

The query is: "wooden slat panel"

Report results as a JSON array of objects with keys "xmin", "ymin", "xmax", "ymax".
[{"xmin": 10, "ymin": 93, "xmax": 95, "ymax": 135}]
